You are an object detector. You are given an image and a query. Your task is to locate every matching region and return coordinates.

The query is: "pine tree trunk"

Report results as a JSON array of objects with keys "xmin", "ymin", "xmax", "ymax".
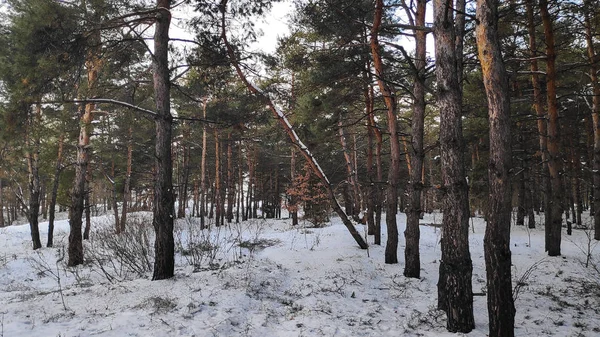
[
  {"xmin": 40, "ymin": 180, "xmax": 47, "ymax": 220},
  {"xmin": 404, "ymin": 0, "xmax": 426, "ymax": 279},
  {"xmin": 433, "ymin": 0, "xmax": 474, "ymax": 331},
  {"xmin": 338, "ymin": 115, "xmax": 360, "ymax": 220},
  {"xmin": 526, "ymin": 0, "xmax": 548, "ymax": 231},
  {"xmin": 585, "ymin": 2, "xmax": 600, "ymax": 240},
  {"xmin": 200, "ymin": 100, "xmax": 208, "ymax": 228},
  {"xmin": 214, "ymin": 128, "xmax": 221, "ymax": 227},
  {"xmin": 290, "ymin": 148, "xmax": 298, "ymax": 226},
  {"xmin": 151, "ymin": 0, "xmax": 175, "ymax": 280},
  {"xmin": 475, "ymin": 0, "xmax": 515, "ymax": 334},
  {"xmin": 540, "ymin": 0, "xmax": 562, "ymax": 256},
  {"xmin": 0, "ymin": 179, "xmax": 4, "ymax": 228},
  {"xmin": 69, "ymin": 27, "xmax": 101, "ymax": 265},
  {"xmin": 226, "ymin": 132, "xmax": 234, "ymax": 223},
  {"xmin": 47, "ymin": 134, "xmax": 64, "ymax": 247},
  {"xmin": 120, "ymin": 127, "xmax": 133, "ymax": 233},
  {"xmin": 26, "ymin": 103, "xmax": 42, "ymax": 250},
  {"xmin": 371, "ymin": 0, "xmax": 400, "ymax": 262}
]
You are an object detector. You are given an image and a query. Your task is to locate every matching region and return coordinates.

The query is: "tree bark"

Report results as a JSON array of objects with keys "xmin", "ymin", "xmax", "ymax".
[
  {"xmin": 475, "ymin": 0, "xmax": 516, "ymax": 334},
  {"xmin": 200, "ymin": 99, "xmax": 208, "ymax": 228},
  {"xmin": 584, "ymin": 1, "xmax": 600, "ymax": 239},
  {"xmin": 433, "ymin": 0, "xmax": 474, "ymax": 331},
  {"xmin": 290, "ymin": 147, "xmax": 298, "ymax": 226},
  {"xmin": 540, "ymin": 0, "xmax": 562, "ymax": 256},
  {"xmin": 404, "ymin": 0, "xmax": 427, "ymax": 279},
  {"xmin": 151, "ymin": 0, "xmax": 175, "ymax": 280},
  {"xmin": 26, "ymin": 103, "xmax": 43, "ymax": 250},
  {"xmin": 226, "ymin": 132, "xmax": 235, "ymax": 223},
  {"xmin": 69, "ymin": 26, "xmax": 102, "ymax": 265},
  {"xmin": 0, "ymin": 179, "xmax": 4, "ymax": 228},
  {"xmin": 214, "ymin": 128, "xmax": 222, "ymax": 227},
  {"xmin": 47, "ymin": 134, "xmax": 64, "ymax": 247},
  {"xmin": 120, "ymin": 126, "xmax": 133, "ymax": 233},
  {"xmin": 526, "ymin": 0, "xmax": 547, "ymax": 230},
  {"xmin": 371, "ymin": 0, "xmax": 400, "ymax": 262}
]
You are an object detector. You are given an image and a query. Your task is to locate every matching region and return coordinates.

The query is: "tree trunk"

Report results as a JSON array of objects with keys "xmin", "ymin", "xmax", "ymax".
[
  {"xmin": 404, "ymin": 0, "xmax": 427, "ymax": 279},
  {"xmin": 585, "ymin": 1, "xmax": 600, "ymax": 239},
  {"xmin": 540, "ymin": 0, "xmax": 562, "ymax": 255},
  {"xmin": 214, "ymin": 128, "xmax": 222, "ymax": 227},
  {"xmin": 47, "ymin": 134, "xmax": 64, "ymax": 247},
  {"xmin": 475, "ymin": 0, "xmax": 515, "ymax": 334},
  {"xmin": 200, "ymin": 100, "xmax": 208, "ymax": 228},
  {"xmin": 221, "ymin": 3, "xmax": 367, "ymax": 249},
  {"xmin": 0, "ymin": 179, "xmax": 4, "ymax": 227},
  {"xmin": 226, "ymin": 132, "xmax": 235, "ymax": 223},
  {"xmin": 26, "ymin": 103, "xmax": 42, "ymax": 250},
  {"xmin": 151, "ymin": 0, "xmax": 175, "ymax": 280},
  {"xmin": 338, "ymin": 114, "xmax": 361, "ymax": 220},
  {"xmin": 433, "ymin": 0, "xmax": 474, "ymax": 331},
  {"xmin": 290, "ymin": 147, "xmax": 298, "ymax": 226},
  {"xmin": 69, "ymin": 28, "xmax": 101, "ymax": 266},
  {"xmin": 371, "ymin": 0, "xmax": 400, "ymax": 262},
  {"xmin": 120, "ymin": 126, "xmax": 133, "ymax": 233}
]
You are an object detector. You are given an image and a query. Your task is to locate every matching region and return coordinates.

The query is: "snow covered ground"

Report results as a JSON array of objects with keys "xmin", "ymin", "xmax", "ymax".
[{"xmin": 0, "ymin": 211, "xmax": 599, "ymax": 336}]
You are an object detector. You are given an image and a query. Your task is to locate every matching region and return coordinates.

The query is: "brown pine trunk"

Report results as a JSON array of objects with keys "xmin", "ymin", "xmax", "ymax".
[
  {"xmin": 475, "ymin": 0, "xmax": 515, "ymax": 334},
  {"xmin": 120, "ymin": 126, "xmax": 133, "ymax": 232},
  {"xmin": 433, "ymin": 0, "xmax": 474, "ymax": 331},
  {"xmin": 40, "ymin": 180, "xmax": 47, "ymax": 220},
  {"xmin": 585, "ymin": 2, "xmax": 600, "ymax": 239},
  {"xmin": 0, "ymin": 179, "xmax": 4, "ymax": 227},
  {"xmin": 365, "ymin": 85, "xmax": 375, "ymax": 236},
  {"xmin": 26, "ymin": 103, "xmax": 43, "ymax": 250},
  {"xmin": 237, "ymin": 141, "xmax": 244, "ymax": 223},
  {"xmin": 290, "ymin": 148, "xmax": 298, "ymax": 226},
  {"xmin": 214, "ymin": 128, "xmax": 222, "ymax": 227},
  {"xmin": 47, "ymin": 134, "xmax": 65, "ymax": 246},
  {"xmin": 226, "ymin": 132, "xmax": 234, "ymax": 223},
  {"xmin": 69, "ymin": 27, "xmax": 102, "ymax": 265},
  {"xmin": 526, "ymin": 0, "xmax": 547, "ymax": 229},
  {"xmin": 404, "ymin": 0, "xmax": 427, "ymax": 279},
  {"xmin": 151, "ymin": 0, "xmax": 175, "ymax": 280},
  {"xmin": 200, "ymin": 100, "xmax": 208, "ymax": 228},
  {"xmin": 540, "ymin": 0, "xmax": 562, "ymax": 256},
  {"xmin": 371, "ymin": 0, "xmax": 400, "ymax": 262},
  {"xmin": 338, "ymin": 114, "xmax": 361, "ymax": 220}
]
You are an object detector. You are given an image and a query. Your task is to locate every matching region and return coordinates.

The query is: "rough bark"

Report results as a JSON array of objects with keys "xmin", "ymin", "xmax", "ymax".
[
  {"xmin": 540, "ymin": 0, "xmax": 562, "ymax": 256},
  {"xmin": 371, "ymin": 0, "xmax": 400, "ymax": 262},
  {"xmin": 475, "ymin": 0, "xmax": 516, "ymax": 334},
  {"xmin": 526, "ymin": 0, "xmax": 547, "ymax": 230},
  {"xmin": 26, "ymin": 104, "xmax": 43, "ymax": 250},
  {"xmin": 120, "ymin": 126, "xmax": 133, "ymax": 233},
  {"xmin": 0, "ymin": 179, "xmax": 4, "ymax": 227},
  {"xmin": 47, "ymin": 134, "xmax": 64, "ymax": 247},
  {"xmin": 404, "ymin": 0, "xmax": 427, "ymax": 279},
  {"xmin": 151, "ymin": 0, "xmax": 175, "ymax": 280},
  {"xmin": 69, "ymin": 26, "xmax": 101, "ymax": 265},
  {"xmin": 214, "ymin": 128, "xmax": 222, "ymax": 227},
  {"xmin": 433, "ymin": 0, "xmax": 474, "ymax": 331},
  {"xmin": 200, "ymin": 99, "xmax": 208, "ymax": 228},
  {"xmin": 290, "ymin": 148, "xmax": 298, "ymax": 226},
  {"xmin": 226, "ymin": 132, "xmax": 235, "ymax": 223},
  {"xmin": 338, "ymin": 115, "xmax": 361, "ymax": 220},
  {"xmin": 585, "ymin": 2, "xmax": 600, "ymax": 240}
]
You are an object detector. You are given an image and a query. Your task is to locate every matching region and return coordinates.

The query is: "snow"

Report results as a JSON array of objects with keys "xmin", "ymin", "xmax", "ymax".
[{"xmin": 1, "ymin": 211, "xmax": 599, "ymax": 336}]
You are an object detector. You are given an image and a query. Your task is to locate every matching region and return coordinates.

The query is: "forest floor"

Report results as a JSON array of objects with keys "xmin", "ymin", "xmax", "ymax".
[{"xmin": 0, "ymin": 210, "xmax": 599, "ymax": 336}]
